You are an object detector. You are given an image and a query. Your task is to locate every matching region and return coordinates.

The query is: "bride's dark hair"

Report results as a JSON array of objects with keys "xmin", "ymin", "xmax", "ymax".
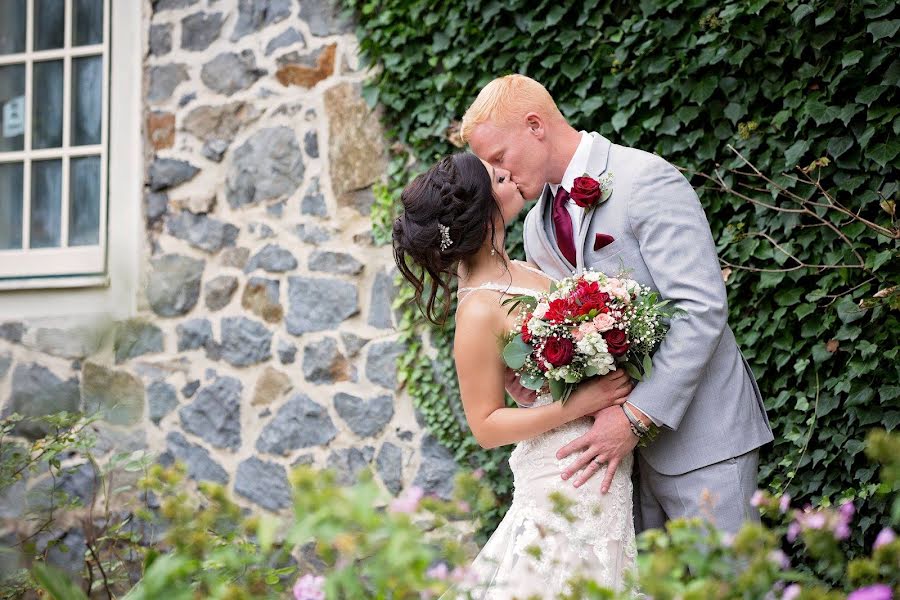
[{"xmin": 393, "ymin": 152, "xmax": 504, "ymax": 325}]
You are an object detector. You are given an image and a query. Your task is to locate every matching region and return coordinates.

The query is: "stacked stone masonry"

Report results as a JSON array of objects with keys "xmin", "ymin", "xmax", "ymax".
[{"xmin": 0, "ymin": 0, "xmax": 457, "ymax": 518}]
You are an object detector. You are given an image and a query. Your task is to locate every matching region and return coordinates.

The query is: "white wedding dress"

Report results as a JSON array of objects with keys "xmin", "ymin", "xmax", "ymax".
[{"xmin": 452, "ymin": 271, "xmax": 637, "ymax": 599}]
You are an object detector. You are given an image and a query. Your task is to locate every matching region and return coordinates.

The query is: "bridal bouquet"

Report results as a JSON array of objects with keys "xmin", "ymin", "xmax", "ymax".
[{"xmin": 501, "ymin": 270, "xmax": 676, "ymax": 403}]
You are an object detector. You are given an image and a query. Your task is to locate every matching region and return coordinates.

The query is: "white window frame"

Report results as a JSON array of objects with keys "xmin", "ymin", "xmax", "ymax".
[
  {"xmin": 0, "ymin": 2, "xmax": 141, "ymax": 320},
  {"xmin": 0, "ymin": 0, "xmax": 109, "ymax": 279}
]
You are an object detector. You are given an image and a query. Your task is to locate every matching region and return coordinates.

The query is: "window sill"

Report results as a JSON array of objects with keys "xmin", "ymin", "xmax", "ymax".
[{"xmin": 0, "ymin": 274, "xmax": 109, "ymax": 291}]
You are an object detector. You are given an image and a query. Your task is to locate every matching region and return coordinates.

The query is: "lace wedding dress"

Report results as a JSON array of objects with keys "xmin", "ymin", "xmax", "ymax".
[{"xmin": 452, "ymin": 270, "xmax": 637, "ymax": 599}]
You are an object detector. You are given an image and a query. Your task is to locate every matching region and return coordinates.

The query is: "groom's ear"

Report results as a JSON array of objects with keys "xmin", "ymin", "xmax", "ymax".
[{"xmin": 524, "ymin": 112, "xmax": 545, "ymax": 138}]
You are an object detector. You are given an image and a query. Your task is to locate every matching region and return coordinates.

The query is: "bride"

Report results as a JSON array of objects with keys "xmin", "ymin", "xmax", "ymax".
[{"xmin": 392, "ymin": 152, "xmax": 637, "ymax": 597}]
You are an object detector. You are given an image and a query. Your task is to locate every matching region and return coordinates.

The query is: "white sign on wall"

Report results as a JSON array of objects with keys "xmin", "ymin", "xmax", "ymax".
[{"xmin": 3, "ymin": 96, "xmax": 25, "ymax": 138}]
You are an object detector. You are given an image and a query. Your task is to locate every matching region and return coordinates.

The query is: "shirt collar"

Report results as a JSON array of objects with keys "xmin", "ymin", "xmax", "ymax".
[{"xmin": 550, "ymin": 131, "xmax": 593, "ymax": 196}]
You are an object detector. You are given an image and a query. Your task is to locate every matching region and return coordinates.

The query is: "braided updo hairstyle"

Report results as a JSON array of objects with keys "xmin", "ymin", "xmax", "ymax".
[{"xmin": 393, "ymin": 152, "xmax": 504, "ymax": 325}]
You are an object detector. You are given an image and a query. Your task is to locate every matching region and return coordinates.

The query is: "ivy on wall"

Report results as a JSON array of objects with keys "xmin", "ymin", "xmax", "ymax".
[{"xmin": 347, "ymin": 0, "xmax": 899, "ymax": 546}]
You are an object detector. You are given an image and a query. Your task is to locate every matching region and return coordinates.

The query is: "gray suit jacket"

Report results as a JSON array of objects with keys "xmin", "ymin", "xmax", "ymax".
[{"xmin": 523, "ymin": 133, "xmax": 773, "ymax": 475}]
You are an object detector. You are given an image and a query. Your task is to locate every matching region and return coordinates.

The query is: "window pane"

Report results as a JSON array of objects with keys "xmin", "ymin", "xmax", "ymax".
[
  {"xmin": 0, "ymin": 63, "xmax": 25, "ymax": 152},
  {"xmin": 32, "ymin": 60, "xmax": 63, "ymax": 149},
  {"xmin": 73, "ymin": 0, "xmax": 103, "ymax": 46},
  {"xmin": 69, "ymin": 155, "xmax": 100, "ymax": 246},
  {"xmin": 0, "ymin": 162, "xmax": 23, "ymax": 249},
  {"xmin": 0, "ymin": 0, "xmax": 26, "ymax": 55},
  {"xmin": 30, "ymin": 159, "xmax": 61, "ymax": 248},
  {"xmin": 72, "ymin": 55, "xmax": 102, "ymax": 146},
  {"xmin": 34, "ymin": 0, "xmax": 65, "ymax": 51}
]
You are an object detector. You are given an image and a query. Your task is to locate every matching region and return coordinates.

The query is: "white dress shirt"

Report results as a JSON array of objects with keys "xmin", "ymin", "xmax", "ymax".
[{"xmin": 549, "ymin": 131, "xmax": 593, "ymax": 236}]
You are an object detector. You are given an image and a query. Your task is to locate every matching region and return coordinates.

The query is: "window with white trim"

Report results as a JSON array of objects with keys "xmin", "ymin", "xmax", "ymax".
[{"xmin": 0, "ymin": 0, "xmax": 108, "ymax": 280}]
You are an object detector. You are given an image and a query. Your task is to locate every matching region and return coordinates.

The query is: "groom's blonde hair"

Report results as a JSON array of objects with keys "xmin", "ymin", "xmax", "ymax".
[{"xmin": 460, "ymin": 74, "xmax": 564, "ymax": 144}]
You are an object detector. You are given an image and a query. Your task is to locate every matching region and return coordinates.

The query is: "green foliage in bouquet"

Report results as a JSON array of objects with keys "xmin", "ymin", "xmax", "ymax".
[{"xmin": 344, "ymin": 0, "xmax": 899, "ymax": 549}]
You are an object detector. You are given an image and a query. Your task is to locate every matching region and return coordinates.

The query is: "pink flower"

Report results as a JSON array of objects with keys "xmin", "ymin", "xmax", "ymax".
[
  {"xmin": 779, "ymin": 494, "xmax": 791, "ymax": 514},
  {"xmin": 605, "ymin": 278, "xmax": 630, "ymax": 303},
  {"xmin": 873, "ymin": 527, "xmax": 896, "ymax": 550},
  {"xmin": 787, "ymin": 522, "xmax": 801, "ymax": 542},
  {"xmin": 573, "ymin": 322, "xmax": 595, "ymax": 341},
  {"xmin": 834, "ymin": 522, "xmax": 851, "ymax": 540},
  {"xmin": 847, "ymin": 584, "xmax": 892, "ymax": 600},
  {"xmin": 839, "ymin": 501, "xmax": 856, "ymax": 522},
  {"xmin": 751, "ymin": 490, "xmax": 766, "ymax": 507},
  {"xmin": 293, "ymin": 574, "xmax": 325, "ymax": 600},
  {"xmin": 769, "ymin": 549, "xmax": 790, "ymax": 570},
  {"xmin": 426, "ymin": 563, "xmax": 449, "ymax": 580},
  {"xmin": 591, "ymin": 313, "xmax": 616, "ymax": 332},
  {"xmin": 472, "ymin": 468, "xmax": 484, "ymax": 481},
  {"xmin": 450, "ymin": 566, "xmax": 478, "ymax": 587},
  {"xmin": 390, "ymin": 486, "xmax": 424, "ymax": 514},
  {"xmin": 782, "ymin": 584, "xmax": 801, "ymax": 600}
]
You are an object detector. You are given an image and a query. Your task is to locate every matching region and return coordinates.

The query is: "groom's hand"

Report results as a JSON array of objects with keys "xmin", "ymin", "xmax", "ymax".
[{"xmin": 556, "ymin": 405, "xmax": 638, "ymax": 494}]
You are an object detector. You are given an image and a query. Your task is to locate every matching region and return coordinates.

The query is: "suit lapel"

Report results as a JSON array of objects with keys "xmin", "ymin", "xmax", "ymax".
[
  {"xmin": 575, "ymin": 133, "xmax": 613, "ymax": 270},
  {"xmin": 528, "ymin": 184, "xmax": 571, "ymax": 275}
]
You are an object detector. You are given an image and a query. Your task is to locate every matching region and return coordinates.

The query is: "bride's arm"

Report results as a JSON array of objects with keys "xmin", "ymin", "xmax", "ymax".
[{"xmin": 454, "ymin": 298, "xmax": 630, "ymax": 449}]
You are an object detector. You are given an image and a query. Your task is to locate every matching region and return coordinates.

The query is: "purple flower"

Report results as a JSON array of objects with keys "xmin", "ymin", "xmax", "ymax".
[
  {"xmin": 779, "ymin": 494, "xmax": 791, "ymax": 514},
  {"xmin": 834, "ymin": 521, "xmax": 851, "ymax": 540},
  {"xmin": 782, "ymin": 584, "xmax": 802, "ymax": 600},
  {"xmin": 769, "ymin": 549, "xmax": 791, "ymax": 570},
  {"xmin": 839, "ymin": 501, "xmax": 856, "ymax": 522},
  {"xmin": 293, "ymin": 574, "xmax": 325, "ymax": 600},
  {"xmin": 389, "ymin": 486, "xmax": 425, "ymax": 514},
  {"xmin": 426, "ymin": 563, "xmax": 449, "ymax": 580},
  {"xmin": 847, "ymin": 584, "xmax": 892, "ymax": 600},
  {"xmin": 787, "ymin": 522, "xmax": 801, "ymax": 543},
  {"xmin": 751, "ymin": 490, "xmax": 766, "ymax": 507},
  {"xmin": 874, "ymin": 528, "xmax": 896, "ymax": 550},
  {"xmin": 804, "ymin": 512, "xmax": 826, "ymax": 530}
]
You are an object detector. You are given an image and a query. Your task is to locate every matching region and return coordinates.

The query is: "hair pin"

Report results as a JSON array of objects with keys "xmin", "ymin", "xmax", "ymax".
[{"xmin": 438, "ymin": 223, "xmax": 453, "ymax": 252}]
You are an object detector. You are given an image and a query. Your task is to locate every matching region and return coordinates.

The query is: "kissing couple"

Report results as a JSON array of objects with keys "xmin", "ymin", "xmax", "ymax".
[{"xmin": 392, "ymin": 74, "xmax": 773, "ymax": 597}]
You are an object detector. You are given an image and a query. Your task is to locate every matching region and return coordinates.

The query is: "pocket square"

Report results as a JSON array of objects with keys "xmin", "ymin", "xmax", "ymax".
[{"xmin": 594, "ymin": 233, "xmax": 615, "ymax": 251}]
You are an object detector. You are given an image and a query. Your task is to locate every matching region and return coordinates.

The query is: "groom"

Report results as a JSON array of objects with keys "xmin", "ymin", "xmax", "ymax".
[{"xmin": 461, "ymin": 74, "xmax": 773, "ymax": 534}]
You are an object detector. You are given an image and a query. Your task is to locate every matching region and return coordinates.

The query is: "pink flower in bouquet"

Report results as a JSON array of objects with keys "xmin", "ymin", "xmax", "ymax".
[
  {"xmin": 606, "ymin": 278, "xmax": 631, "ymax": 302},
  {"xmin": 293, "ymin": 574, "xmax": 325, "ymax": 600},
  {"xmin": 874, "ymin": 527, "xmax": 896, "ymax": 549},
  {"xmin": 542, "ymin": 336, "xmax": 575, "ymax": 367},
  {"xmin": 592, "ymin": 313, "xmax": 616, "ymax": 332},
  {"xmin": 573, "ymin": 322, "xmax": 596, "ymax": 341},
  {"xmin": 390, "ymin": 486, "xmax": 424, "ymax": 514},
  {"xmin": 847, "ymin": 584, "xmax": 892, "ymax": 600}
]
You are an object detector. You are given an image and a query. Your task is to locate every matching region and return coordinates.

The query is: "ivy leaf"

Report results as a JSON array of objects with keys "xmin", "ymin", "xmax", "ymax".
[
  {"xmin": 836, "ymin": 297, "xmax": 867, "ymax": 324},
  {"xmin": 502, "ymin": 336, "xmax": 532, "ymax": 370},
  {"xmin": 867, "ymin": 19, "xmax": 900, "ymax": 42},
  {"xmin": 868, "ymin": 141, "xmax": 900, "ymax": 167},
  {"xmin": 842, "ymin": 50, "xmax": 865, "ymax": 69},
  {"xmin": 784, "ymin": 139, "xmax": 811, "ymax": 167}
]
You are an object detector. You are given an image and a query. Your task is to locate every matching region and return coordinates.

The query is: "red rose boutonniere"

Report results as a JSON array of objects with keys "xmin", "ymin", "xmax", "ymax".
[{"xmin": 570, "ymin": 171, "xmax": 614, "ymax": 210}]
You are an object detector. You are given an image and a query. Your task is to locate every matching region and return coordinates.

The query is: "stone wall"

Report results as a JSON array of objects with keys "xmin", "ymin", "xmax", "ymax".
[{"xmin": 0, "ymin": 0, "xmax": 455, "ymax": 518}]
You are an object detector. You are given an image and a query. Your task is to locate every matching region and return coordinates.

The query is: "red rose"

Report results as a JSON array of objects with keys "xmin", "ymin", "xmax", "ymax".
[
  {"xmin": 570, "ymin": 176, "xmax": 602, "ymax": 209},
  {"xmin": 603, "ymin": 328, "xmax": 630, "ymax": 357},
  {"xmin": 542, "ymin": 336, "xmax": 575, "ymax": 367},
  {"xmin": 521, "ymin": 313, "xmax": 533, "ymax": 343}
]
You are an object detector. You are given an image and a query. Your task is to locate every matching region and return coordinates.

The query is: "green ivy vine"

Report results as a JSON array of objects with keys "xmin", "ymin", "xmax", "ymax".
[{"xmin": 348, "ymin": 0, "xmax": 900, "ymax": 547}]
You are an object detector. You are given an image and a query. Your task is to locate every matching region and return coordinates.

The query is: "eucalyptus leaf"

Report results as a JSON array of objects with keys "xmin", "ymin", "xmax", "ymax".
[{"xmin": 502, "ymin": 336, "xmax": 533, "ymax": 370}]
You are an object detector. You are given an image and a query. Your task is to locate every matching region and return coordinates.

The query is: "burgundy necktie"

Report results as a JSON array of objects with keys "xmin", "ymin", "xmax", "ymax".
[{"xmin": 551, "ymin": 186, "xmax": 577, "ymax": 266}]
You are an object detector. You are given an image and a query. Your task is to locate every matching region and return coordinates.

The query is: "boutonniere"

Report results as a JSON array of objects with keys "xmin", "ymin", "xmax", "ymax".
[{"xmin": 570, "ymin": 172, "xmax": 614, "ymax": 209}]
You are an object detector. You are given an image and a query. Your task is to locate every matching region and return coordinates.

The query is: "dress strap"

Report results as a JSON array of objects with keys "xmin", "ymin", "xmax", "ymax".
[
  {"xmin": 513, "ymin": 260, "xmax": 556, "ymax": 282},
  {"xmin": 457, "ymin": 283, "xmax": 543, "ymax": 308}
]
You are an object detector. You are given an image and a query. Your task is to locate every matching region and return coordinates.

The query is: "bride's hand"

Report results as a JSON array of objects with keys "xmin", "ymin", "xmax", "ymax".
[{"xmin": 566, "ymin": 369, "xmax": 633, "ymax": 418}]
